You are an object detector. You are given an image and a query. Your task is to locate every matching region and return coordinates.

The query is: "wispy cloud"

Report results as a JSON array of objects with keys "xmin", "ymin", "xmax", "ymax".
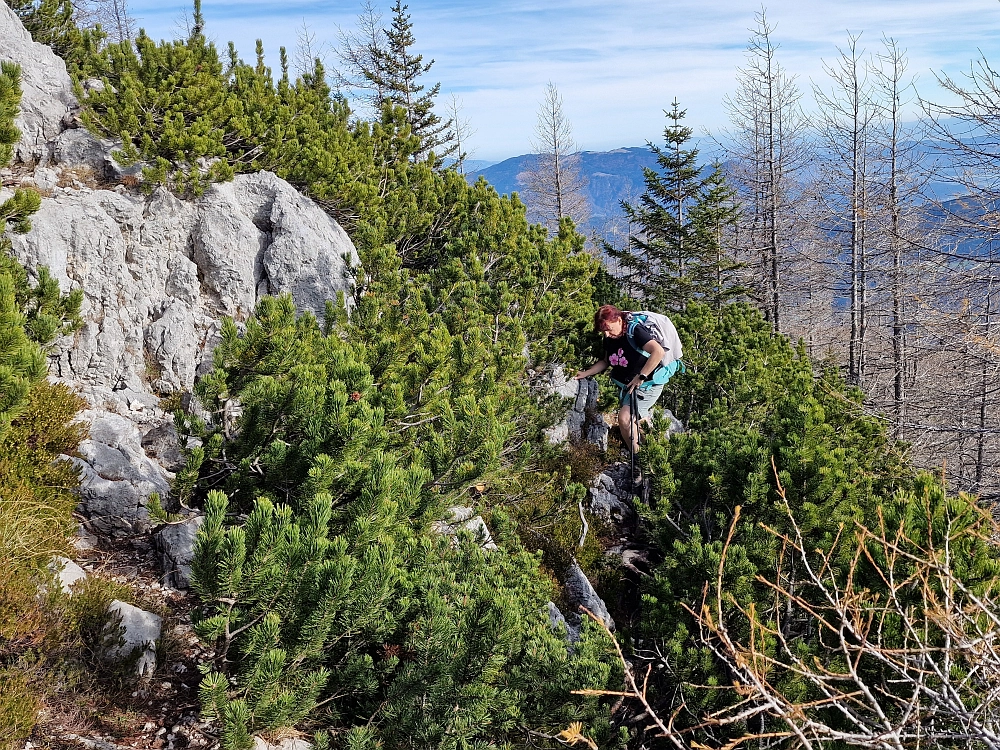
[{"xmin": 127, "ymin": 0, "xmax": 1000, "ymax": 160}]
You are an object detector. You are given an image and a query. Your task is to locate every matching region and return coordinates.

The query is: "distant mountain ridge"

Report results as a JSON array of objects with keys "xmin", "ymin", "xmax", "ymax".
[
  {"xmin": 467, "ymin": 137, "xmax": 969, "ymax": 237},
  {"xmin": 466, "ymin": 146, "xmax": 662, "ymax": 233}
]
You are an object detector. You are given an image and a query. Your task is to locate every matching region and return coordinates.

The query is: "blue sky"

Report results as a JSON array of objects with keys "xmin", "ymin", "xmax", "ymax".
[{"xmin": 126, "ymin": 0, "xmax": 1000, "ymax": 161}]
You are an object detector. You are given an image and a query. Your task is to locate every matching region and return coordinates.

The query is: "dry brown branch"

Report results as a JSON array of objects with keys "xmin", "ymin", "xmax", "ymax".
[
  {"xmin": 685, "ymin": 459, "xmax": 1000, "ymax": 748},
  {"xmin": 574, "ymin": 456, "xmax": 1000, "ymax": 748}
]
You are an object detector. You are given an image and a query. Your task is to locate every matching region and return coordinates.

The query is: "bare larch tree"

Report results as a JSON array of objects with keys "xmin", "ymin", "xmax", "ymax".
[
  {"xmin": 722, "ymin": 10, "xmax": 811, "ymax": 333},
  {"xmin": 518, "ymin": 81, "xmax": 590, "ymax": 233}
]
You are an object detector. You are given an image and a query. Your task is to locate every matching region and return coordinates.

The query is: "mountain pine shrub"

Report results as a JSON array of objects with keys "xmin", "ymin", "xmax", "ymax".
[
  {"xmin": 7, "ymin": 0, "xmax": 104, "ymax": 78},
  {"xmin": 180, "ymin": 153, "xmax": 616, "ymax": 745},
  {"xmin": 622, "ymin": 301, "xmax": 1000, "ymax": 744}
]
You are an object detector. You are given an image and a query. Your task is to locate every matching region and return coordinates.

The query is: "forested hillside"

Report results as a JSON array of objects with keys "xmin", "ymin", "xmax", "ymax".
[{"xmin": 4, "ymin": 0, "xmax": 1000, "ymax": 749}]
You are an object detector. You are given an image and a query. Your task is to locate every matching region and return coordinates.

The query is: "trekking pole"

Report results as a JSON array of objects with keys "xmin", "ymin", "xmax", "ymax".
[{"xmin": 630, "ymin": 390, "xmax": 639, "ymax": 489}]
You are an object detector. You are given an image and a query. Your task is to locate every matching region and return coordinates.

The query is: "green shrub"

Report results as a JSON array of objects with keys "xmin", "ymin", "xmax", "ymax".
[{"xmin": 0, "ymin": 670, "xmax": 38, "ymax": 750}]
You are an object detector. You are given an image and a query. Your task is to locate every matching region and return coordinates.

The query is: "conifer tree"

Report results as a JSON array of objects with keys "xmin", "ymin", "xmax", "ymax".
[
  {"xmin": 0, "ymin": 64, "xmax": 49, "ymax": 431},
  {"xmin": 0, "ymin": 62, "xmax": 22, "ymax": 167},
  {"xmin": 186, "ymin": 278, "xmax": 615, "ymax": 747},
  {"xmin": 686, "ymin": 162, "xmax": 744, "ymax": 310},
  {"xmin": 610, "ymin": 101, "xmax": 742, "ymax": 311},
  {"xmin": 77, "ymin": 8, "xmax": 617, "ymax": 744},
  {"xmin": 82, "ymin": 0, "xmax": 239, "ymax": 194},
  {"xmin": 722, "ymin": 11, "xmax": 810, "ymax": 331},
  {"xmin": 519, "ymin": 82, "xmax": 589, "ymax": 233},
  {"xmin": 336, "ymin": 0, "xmax": 453, "ymax": 160}
]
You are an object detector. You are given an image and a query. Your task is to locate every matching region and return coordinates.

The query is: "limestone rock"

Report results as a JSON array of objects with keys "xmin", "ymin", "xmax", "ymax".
[
  {"xmin": 155, "ymin": 516, "xmax": 204, "ymax": 589},
  {"xmin": 192, "ymin": 184, "xmax": 262, "ymax": 317},
  {"xmin": 73, "ymin": 523, "xmax": 99, "ymax": 552},
  {"xmin": 103, "ymin": 600, "xmax": 162, "ymax": 677},
  {"xmin": 564, "ymin": 559, "xmax": 614, "ymax": 632},
  {"xmin": 661, "ymin": 407, "xmax": 685, "ymax": 437},
  {"xmin": 50, "ymin": 556, "xmax": 87, "ymax": 593},
  {"xmin": 145, "ymin": 300, "xmax": 216, "ymax": 392},
  {"xmin": 254, "ymin": 738, "xmax": 312, "ymax": 750},
  {"xmin": 432, "ymin": 506, "xmax": 498, "ymax": 551},
  {"xmin": 141, "ymin": 421, "xmax": 185, "ymax": 473},
  {"xmin": 53, "ymin": 129, "xmax": 111, "ymax": 176},
  {"xmin": 71, "ymin": 410, "xmax": 172, "ymax": 537},
  {"xmin": 544, "ymin": 376, "xmax": 608, "ymax": 449},
  {"xmin": 0, "ymin": 2, "xmax": 78, "ymax": 163},
  {"xmin": 196, "ymin": 172, "xmax": 358, "ymax": 318},
  {"xmin": 585, "ymin": 419, "xmax": 610, "ymax": 451},
  {"xmin": 9, "ymin": 173, "xmax": 358, "ymax": 394},
  {"xmin": 587, "ymin": 463, "xmax": 636, "ymax": 527},
  {"xmin": 546, "ymin": 601, "xmax": 568, "ymax": 632},
  {"xmin": 544, "ymin": 366, "xmax": 581, "ymax": 399},
  {"xmin": 23, "ymin": 165, "xmax": 58, "ymax": 191}
]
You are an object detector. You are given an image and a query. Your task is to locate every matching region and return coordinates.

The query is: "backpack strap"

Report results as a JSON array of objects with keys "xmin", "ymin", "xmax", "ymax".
[{"xmin": 625, "ymin": 312, "xmax": 652, "ymax": 360}]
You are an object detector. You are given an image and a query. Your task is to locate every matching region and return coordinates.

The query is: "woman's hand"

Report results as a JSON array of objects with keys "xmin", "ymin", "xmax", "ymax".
[
  {"xmin": 626, "ymin": 375, "xmax": 643, "ymax": 393},
  {"xmin": 575, "ymin": 360, "xmax": 608, "ymax": 380}
]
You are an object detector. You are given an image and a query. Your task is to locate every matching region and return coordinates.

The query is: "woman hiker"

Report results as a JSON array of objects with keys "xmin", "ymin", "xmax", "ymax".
[{"xmin": 574, "ymin": 304, "xmax": 675, "ymax": 486}]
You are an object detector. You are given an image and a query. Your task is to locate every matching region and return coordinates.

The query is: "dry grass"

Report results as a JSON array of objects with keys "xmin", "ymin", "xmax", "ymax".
[{"xmin": 55, "ymin": 166, "xmax": 99, "ymax": 190}]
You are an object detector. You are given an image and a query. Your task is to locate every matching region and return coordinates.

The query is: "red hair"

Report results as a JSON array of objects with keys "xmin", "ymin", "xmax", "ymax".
[{"xmin": 594, "ymin": 304, "xmax": 623, "ymax": 332}]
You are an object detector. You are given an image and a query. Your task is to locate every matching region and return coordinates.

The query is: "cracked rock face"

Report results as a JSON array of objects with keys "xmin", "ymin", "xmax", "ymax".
[
  {"xmin": 432, "ymin": 506, "xmax": 499, "ymax": 551},
  {"xmin": 8, "ymin": 172, "xmax": 359, "ymax": 395},
  {"xmin": 155, "ymin": 516, "xmax": 205, "ymax": 589},
  {"xmin": 0, "ymin": 2, "xmax": 78, "ymax": 163},
  {"xmin": 543, "ymin": 374, "xmax": 609, "ymax": 449},
  {"xmin": 4, "ymin": 6, "xmax": 361, "ymax": 556},
  {"xmin": 587, "ymin": 463, "xmax": 637, "ymax": 527},
  {"xmin": 69, "ymin": 409, "xmax": 172, "ymax": 537}
]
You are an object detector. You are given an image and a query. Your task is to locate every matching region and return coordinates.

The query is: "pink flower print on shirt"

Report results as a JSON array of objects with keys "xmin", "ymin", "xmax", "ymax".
[{"xmin": 609, "ymin": 349, "xmax": 628, "ymax": 367}]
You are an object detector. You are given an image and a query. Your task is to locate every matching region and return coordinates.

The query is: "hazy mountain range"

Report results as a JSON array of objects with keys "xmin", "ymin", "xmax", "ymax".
[
  {"xmin": 465, "ymin": 147, "xmax": 663, "ymax": 234},
  {"xmin": 465, "ymin": 136, "xmax": 970, "ymax": 238}
]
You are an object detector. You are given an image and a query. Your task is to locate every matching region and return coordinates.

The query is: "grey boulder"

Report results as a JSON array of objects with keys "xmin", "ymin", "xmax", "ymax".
[
  {"xmin": 49, "ymin": 556, "xmax": 87, "ymax": 594},
  {"xmin": 141, "ymin": 421, "xmax": 185, "ymax": 473},
  {"xmin": 564, "ymin": 559, "xmax": 615, "ymax": 632},
  {"xmin": 103, "ymin": 600, "xmax": 162, "ymax": 677},
  {"xmin": 544, "ymin": 376, "xmax": 608, "ymax": 450},
  {"xmin": 70, "ymin": 410, "xmax": 172, "ymax": 537},
  {"xmin": 155, "ymin": 516, "xmax": 204, "ymax": 589},
  {"xmin": 432, "ymin": 506, "xmax": 498, "ymax": 551},
  {"xmin": 587, "ymin": 463, "xmax": 636, "ymax": 527}
]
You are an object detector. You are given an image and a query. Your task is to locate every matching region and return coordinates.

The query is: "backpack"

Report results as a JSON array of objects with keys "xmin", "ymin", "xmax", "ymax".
[{"xmin": 625, "ymin": 311, "xmax": 684, "ymax": 385}]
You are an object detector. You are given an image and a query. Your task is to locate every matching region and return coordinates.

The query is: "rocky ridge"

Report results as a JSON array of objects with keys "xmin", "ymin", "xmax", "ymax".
[{"xmin": 2, "ymin": 2, "xmax": 359, "ymax": 545}]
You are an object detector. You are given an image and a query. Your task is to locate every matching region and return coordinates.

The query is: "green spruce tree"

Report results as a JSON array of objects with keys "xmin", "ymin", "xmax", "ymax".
[
  {"xmin": 610, "ymin": 101, "xmax": 742, "ymax": 311},
  {"xmin": 337, "ymin": 0, "xmax": 453, "ymax": 161},
  {"xmin": 686, "ymin": 162, "xmax": 745, "ymax": 310}
]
